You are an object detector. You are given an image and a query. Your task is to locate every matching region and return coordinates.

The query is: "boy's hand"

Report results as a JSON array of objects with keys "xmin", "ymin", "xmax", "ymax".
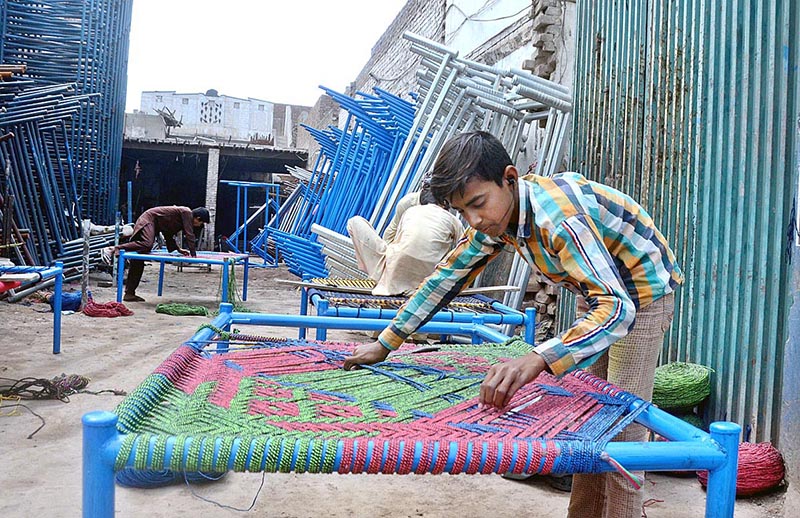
[
  {"xmin": 343, "ymin": 341, "xmax": 390, "ymax": 370},
  {"xmin": 480, "ymin": 352, "xmax": 548, "ymax": 409},
  {"xmin": 177, "ymin": 248, "xmax": 190, "ymax": 256}
]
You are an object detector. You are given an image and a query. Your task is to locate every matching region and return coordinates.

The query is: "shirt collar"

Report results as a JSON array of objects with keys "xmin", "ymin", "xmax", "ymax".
[{"xmin": 504, "ymin": 176, "xmax": 532, "ymax": 241}]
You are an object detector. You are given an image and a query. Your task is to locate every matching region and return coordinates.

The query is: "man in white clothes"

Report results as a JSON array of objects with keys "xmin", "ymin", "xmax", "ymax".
[{"xmin": 347, "ymin": 181, "xmax": 464, "ymax": 296}]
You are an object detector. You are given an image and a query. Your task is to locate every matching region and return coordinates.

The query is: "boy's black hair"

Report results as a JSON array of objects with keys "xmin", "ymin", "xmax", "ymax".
[
  {"xmin": 429, "ymin": 131, "xmax": 513, "ymax": 206},
  {"xmin": 192, "ymin": 207, "xmax": 210, "ymax": 223}
]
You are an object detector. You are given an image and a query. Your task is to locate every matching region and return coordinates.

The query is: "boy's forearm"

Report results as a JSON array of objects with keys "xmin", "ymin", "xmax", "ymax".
[
  {"xmin": 378, "ymin": 230, "xmax": 500, "ymax": 349},
  {"xmin": 534, "ymin": 292, "xmax": 636, "ymax": 375}
]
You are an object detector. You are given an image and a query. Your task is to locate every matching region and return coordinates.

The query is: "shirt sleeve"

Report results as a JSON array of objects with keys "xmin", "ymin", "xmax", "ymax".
[
  {"xmin": 533, "ymin": 214, "xmax": 637, "ymax": 376},
  {"xmin": 377, "ymin": 228, "xmax": 503, "ymax": 350},
  {"xmin": 181, "ymin": 210, "xmax": 197, "ymax": 255},
  {"xmin": 164, "ymin": 233, "xmax": 178, "ymax": 252},
  {"xmin": 383, "ymin": 192, "xmax": 418, "ymax": 244}
]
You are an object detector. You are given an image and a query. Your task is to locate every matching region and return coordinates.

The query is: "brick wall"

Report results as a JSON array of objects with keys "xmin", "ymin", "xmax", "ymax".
[
  {"xmin": 347, "ymin": 0, "xmax": 446, "ymax": 101},
  {"xmin": 295, "ymin": 94, "xmax": 340, "ymax": 161},
  {"xmin": 301, "ymin": 0, "xmax": 446, "ymax": 159},
  {"xmin": 521, "ymin": 0, "xmax": 572, "ymax": 80}
]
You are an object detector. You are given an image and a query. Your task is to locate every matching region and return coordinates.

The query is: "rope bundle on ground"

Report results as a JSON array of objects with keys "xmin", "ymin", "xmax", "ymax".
[
  {"xmin": 0, "ymin": 374, "xmax": 90, "ymax": 402},
  {"xmin": 1, "ymin": 374, "xmax": 126, "ymax": 439},
  {"xmin": 50, "ymin": 291, "xmax": 83, "ymax": 312},
  {"xmin": 652, "ymin": 362, "xmax": 712, "ymax": 410},
  {"xmin": 676, "ymin": 412, "xmax": 705, "ymax": 430},
  {"xmin": 156, "ymin": 303, "xmax": 209, "ymax": 316},
  {"xmin": 83, "ymin": 298, "xmax": 134, "ymax": 317},
  {"xmin": 115, "ymin": 468, "xmax": 227, "ymax": 488},
  {"xmin": 697, "ymin": 442, "xmax": 785, "ymax": 496}
]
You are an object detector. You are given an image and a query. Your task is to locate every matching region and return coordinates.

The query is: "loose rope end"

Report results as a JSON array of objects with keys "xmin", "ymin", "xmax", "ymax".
[{"xmin": 600, "ymin": 451, "xmax": 643, "ymax": 490}]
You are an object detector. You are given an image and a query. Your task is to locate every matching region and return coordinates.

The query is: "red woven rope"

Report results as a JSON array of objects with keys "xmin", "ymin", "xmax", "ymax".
[
  {"xmin": 382, "ymin": 441, "xmax": 401, "ymax": 475},
  {"xmin": 338, "ymin": 441, "xmax": 354, "ymax": 474},
  {"xmin": 414, "ymin": 442, "xmax": 434, "ymax": 474},
  {"xmin": 697, "ymin": 442, "xmax": 785, "ymax": 496},
  {"xmin": 83, "ymin": 300, "xmax": 134, "ymax": 318}
]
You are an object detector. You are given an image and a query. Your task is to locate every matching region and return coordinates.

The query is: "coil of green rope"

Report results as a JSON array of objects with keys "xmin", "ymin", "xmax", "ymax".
[
  {"xmin": 155, "ymin": 303, "xmax": 210, "ymax": 317},
  {"xmin": 652, "ymin": 362, "xmax": 713, "ymax": 410}
]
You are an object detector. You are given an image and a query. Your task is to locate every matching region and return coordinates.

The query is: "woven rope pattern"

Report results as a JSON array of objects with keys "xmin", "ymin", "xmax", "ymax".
[
  {"xmin": 113, "ymin": 337, "xmax": 647, "ymax": 476},
  {"xmin": 309, "ymin": 277, "xmax": 377, "ymax": 289},
  {"xmin": 314, "ymin": 289, "xmax": 497, "ymax": 313}
]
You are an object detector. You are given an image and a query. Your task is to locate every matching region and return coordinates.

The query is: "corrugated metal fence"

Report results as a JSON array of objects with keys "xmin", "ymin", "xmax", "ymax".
[{"xmin": 565, "ymin": 0, "xmax": 799, "ymax": 442}]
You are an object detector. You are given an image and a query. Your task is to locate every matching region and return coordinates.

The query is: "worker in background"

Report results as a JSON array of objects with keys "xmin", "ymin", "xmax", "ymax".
[
  {"xmin": 101, "ymin": 206, "xmax": 210, "ymax": 302},
  {"xmin": 346, "ymin": 179, "xmax": 464, "ymax": 296}
]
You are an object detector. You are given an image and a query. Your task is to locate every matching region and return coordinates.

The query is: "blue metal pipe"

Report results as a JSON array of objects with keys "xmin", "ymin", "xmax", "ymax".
[{"xmin": 81, "ymin": 411, "xmax": 119, "ymax": 518}]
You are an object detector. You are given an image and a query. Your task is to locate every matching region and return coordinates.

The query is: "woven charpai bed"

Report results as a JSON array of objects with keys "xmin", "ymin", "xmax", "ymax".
[
  {"xmin": 82, "ymin": 304, "xmax": 740, "ymax": 518},
  {"xmin": 298, "ymin": 277, "xmax": 535, "ymax": 343}
]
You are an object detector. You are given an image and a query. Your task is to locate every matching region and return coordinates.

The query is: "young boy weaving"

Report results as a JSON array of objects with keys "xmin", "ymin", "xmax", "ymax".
[{"xmin": 343, "ymin": 131, "xmax": 683, "ymax": 518}]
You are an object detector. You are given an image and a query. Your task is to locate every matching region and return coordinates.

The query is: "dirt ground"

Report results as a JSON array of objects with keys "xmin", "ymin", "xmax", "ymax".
[{"xmin": 0, "ymin": 262, "xmax": 791, "ymax": 517}]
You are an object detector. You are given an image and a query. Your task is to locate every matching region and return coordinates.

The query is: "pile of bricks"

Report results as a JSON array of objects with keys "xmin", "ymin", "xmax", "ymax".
[
  {"xmin": 523, "ymin": 0, "xmax": 567, "ymax": 80},
  {"xmin": 523, "ymin": 272, "xmax": 560, "ymax": 343}
]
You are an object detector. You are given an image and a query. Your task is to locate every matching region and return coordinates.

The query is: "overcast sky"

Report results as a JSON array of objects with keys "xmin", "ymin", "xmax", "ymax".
[{"xmin": 125, "ymin": 0, "xmax": 408, "ymax": 112}]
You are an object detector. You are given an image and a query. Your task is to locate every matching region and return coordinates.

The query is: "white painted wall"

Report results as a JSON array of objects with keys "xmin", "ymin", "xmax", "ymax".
[
  {"xmin": 444, "ymin": 0, "xmax": 576, "ymax": 173},
  {"xmin": 445, "ymin": 0, "xmax": 531, "ymax": 52},
  {"xmin": 123, "ymin": 111, "xmax": 166, "ymax": 139},
  {"xmin": 140, "ymin": 90, "xmax": 274, "ymax": 141}
]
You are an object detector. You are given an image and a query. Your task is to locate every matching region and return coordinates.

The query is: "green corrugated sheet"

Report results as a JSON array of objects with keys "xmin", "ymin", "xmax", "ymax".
[{"xmin": 565, "ymin": 0, "xmax": 800, "ymax": 442}]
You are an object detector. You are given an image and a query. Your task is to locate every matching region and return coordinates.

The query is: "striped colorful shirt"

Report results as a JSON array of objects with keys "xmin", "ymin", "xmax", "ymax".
[{"xmin": 378, "ymin": 172, "xmax": 683, "ymax": 375}]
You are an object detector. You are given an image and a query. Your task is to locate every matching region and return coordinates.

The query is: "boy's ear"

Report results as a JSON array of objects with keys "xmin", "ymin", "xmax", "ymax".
[{"xmin": 504, "ymin": 165, "xmax": 519, "ymax": 185}]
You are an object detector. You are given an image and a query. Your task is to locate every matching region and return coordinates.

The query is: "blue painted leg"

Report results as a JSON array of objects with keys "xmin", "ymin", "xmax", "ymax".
[
  {"xmin": 705, "ymin": 421, "xmax": 740, "ymax": 518},
  {"xmin": 316, "ymin": 299, "xmax": 329, "ymax": 340},
  {"xmin": 222, "ymin": 260, "xmax": 230, "ymax": 302},
  {"xmin": 82, "ymin": 411, "xmax": 119, "ymax": 518},
  {"xmin": 524, "ymin": 307, "xmax": 536, "ymax": 344},
  {"xmin": 242, "ymin": 257, "xmax": 249, "ymax": 300},
  {"xmin": 53, "ymin": 262, "xmax": 63, "ymax": 354},
  {"xmin": 157, "ymin": 262, "xmax": 165, "ymax": 296},
  {"xmin": 116, "ymin": 251, "xmax": 125, "ymax": 303},
  {"xmin": 299, "ymin": 287, "xmax": 308, "ymax": 339}
]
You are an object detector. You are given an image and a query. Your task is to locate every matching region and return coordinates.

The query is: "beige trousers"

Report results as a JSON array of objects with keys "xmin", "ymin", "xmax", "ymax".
[{"xmin": 567, "ymin": 293, "xmax": 675, "ymax": 518}]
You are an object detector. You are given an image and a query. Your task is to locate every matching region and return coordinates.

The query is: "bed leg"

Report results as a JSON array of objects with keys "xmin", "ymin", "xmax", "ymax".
[
  {"xmin": 82, "ymin": 411, "xmax": 119, "ymax": 518},
  {"xmin": 705, "ymin": 421, "xmax": 740, "ymax": 518}
]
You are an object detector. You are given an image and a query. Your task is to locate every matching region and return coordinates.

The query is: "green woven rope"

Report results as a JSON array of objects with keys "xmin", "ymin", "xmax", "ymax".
[
  {"xmin": 113, "ymin": 338, "xmax": 541, "ymax": 473},
  {"xmin": 652, "ymin": 362, "xmax": 713, "ymax": 410},
  {"xmin": 156, "ymin": 303, "xmax": 210, "ymax": 317},
  {"xmin": 216, "ymin": 261, "xmax": 250, "ymax": 313},
  {"xmin": 196, "ymin": 323, "xmax": 242, "ymax": 341}
]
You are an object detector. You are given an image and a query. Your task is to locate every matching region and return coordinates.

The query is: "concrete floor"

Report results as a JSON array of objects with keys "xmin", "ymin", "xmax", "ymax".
[{"xmin": 0, "ymin": 264, "xmax": 791, "ymax": 517}]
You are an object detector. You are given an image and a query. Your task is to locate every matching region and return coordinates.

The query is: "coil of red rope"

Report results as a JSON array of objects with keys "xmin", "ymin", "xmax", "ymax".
[
  {"xmin": 697, "ymin": 442, "xmax": 785, "ymax": 496},
  {"xmin": 82, "ymin": 297, "xmax": 134, "ymax": 317}
]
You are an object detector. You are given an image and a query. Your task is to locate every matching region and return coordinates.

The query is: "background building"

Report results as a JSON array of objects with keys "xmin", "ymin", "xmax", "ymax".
[{"xmin": 136, "ymin": 88, "xmax": 311, "ymax": 148}]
